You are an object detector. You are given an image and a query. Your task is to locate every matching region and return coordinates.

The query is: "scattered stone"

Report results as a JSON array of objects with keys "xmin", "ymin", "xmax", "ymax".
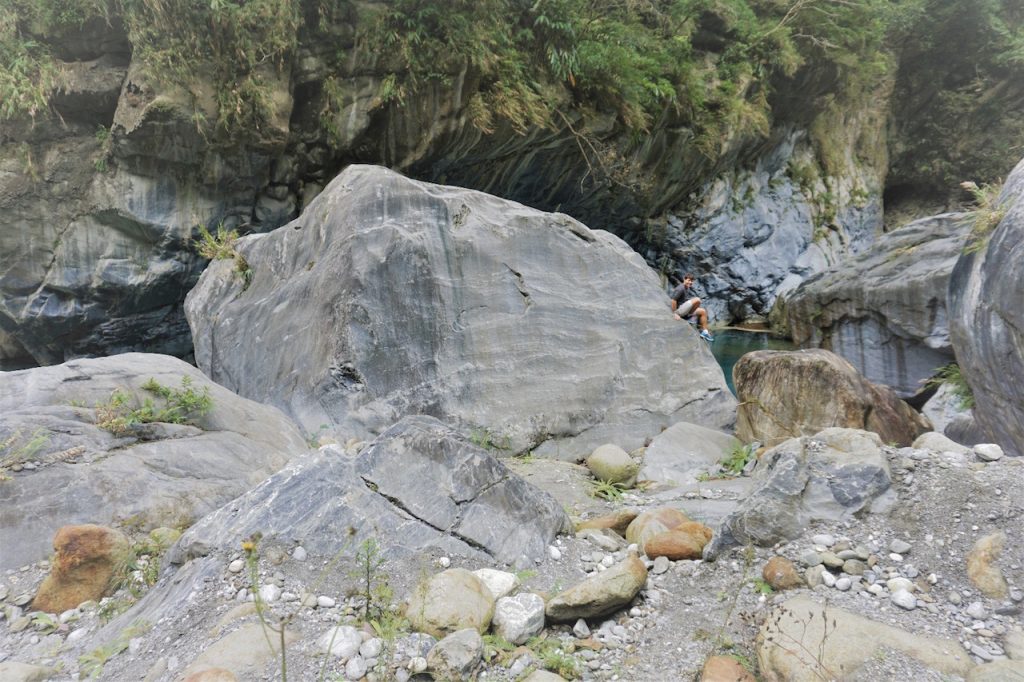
[
  {"xmin": 316, "ymin": 596, "xmax": 335, "ymax": 608},
  {"xmin": 573, "ymin": 619, "xmax": 591, "ymax": 638},
  {"xmin": 805, "ymin": 565, "xmax": 826, "ymax": 588},
  {"xmin": 967, "ymin": 532, "xmax": 1009, "ymax": 598},
  {"xmin": 258, "ymin": 584, "xmax": 281, "ymax": 603},
  {"xmin": 291, "ymin": 547, "xmax": 307, "ymax": 561},
  {"xmin": 842, "ymin": 559, "xmax": 866, "ymax": 576},
  {"xmin": 800, "ymin": 551, "xmax": 822, "ymax": 567},
  {"xmin": 891, "ymin": 590, "xmax": 917, "ymax": 610},
  {"xmin": 812, "ymin": 534, "xmax": 836, "ymax": 547},
  {"xmin": 835, "ymin": 577, "xmax": 852, "ymax": 591},
  {"xmin": 576, "ymin": 510, "xmax": 639, "ymax": 535},
  {"xmin": 652, "ymin": 556, "xmax": 670, "ymax": 575},
  {"xmin": 318, "ymin": 625, "xmax": 363, "ymax": 658},
  {"xmin": 763, "ymin": 557, "xmax": 804, "ymax": 591},
  {"xmin": 965, "ymin": 602, "xmax": 989, "ymax": 620},
  {"xmin": 586, "ymin": 444, "xmax": 639, "ymax": 486},
  {"xmin": 548, "ymin": 545, "xmax": 562, "ymax": 560},
  {"xmin": 227, "ymin": 560, "xmax": 244, "ymax": 574},
  {"xmin": 889, "ymin": 539, "xmax": 912, "ymax": 555},
  {"xmin": 406, "ymin": 569, "xmax": 495, "ymax": 638},
  {"xmin": 644, "ymin": 523, "xmax": 713, "ymax": 560},
  {"xmin": 344, "ymin": 656, "xmax": 367, "ymax": 680},
  {"xmin": 973, "ymin": 444, "xmax": 1003, "ymax": 462},
  {"xmin": 360, "ymin": 638, "xmax": 383, "ymax": 659},
  {"xmin": 701, "ymin": 655, "xmax": 756, "ymax": 682},
  {"xmin": 31, "ymin": 524, "xmax": 131, "ymax": 614},
  {"xmin": 427, "ymin": 629, "xmax": 484, "ymax": 680},
  {"xmin": 472, "ymin": 569, "xmax": 520, "ymax": 601},
  {"xmin": 546, "ymin": 555, "xmax": 647, "ymax": 622},
  {"xmin": 492, "ymin": 593, "xmax": 545, "ymax": 645}
]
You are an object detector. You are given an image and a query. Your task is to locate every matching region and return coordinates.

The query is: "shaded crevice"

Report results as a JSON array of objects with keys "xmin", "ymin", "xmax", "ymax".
[
  {"xmin": 504, "ymin": 264, "xmax": 532, "ymax": 309},
  {"xmin": 359, "ymin": 477, "xmax": 497, "ymax": 559}
]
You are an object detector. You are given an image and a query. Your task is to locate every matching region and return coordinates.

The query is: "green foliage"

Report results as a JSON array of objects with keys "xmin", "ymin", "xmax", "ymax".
[
  {"xmin": 94, "ymin": 376, "xmax": 213, "ymax": 435},
  {"xmin": 194, "ymin": 224, "xmax": 253, "ymax": 287},
  {"xmin": 588, "ymin": 478, "xmax": 627, "ymax": 502},
  {"xmin": 525, "ymin": 635, "xmax": 582, "ymax": 679},
  {"xmin": 0, "ymin": 428, "xmax": 49, "ymax": 478},
  {"xmin": 925, "ymin": 363, "xmax": 975, "ymax": 410},
  {"xmin": 700, "ymin": 442, "xmax": 755, "ymax": 480},
  {"xmin": 751, "ymin": 577, "xmax": 774, "ymax": 595},
  {"xmin": 960, "ymin": 180, "xmax": 1007, "ymax": 254},
  {"xmin": 469, "ymin": 426, "xmax": 511, "ymax": 451},
  {"xmin": 79, "ymin": 620, "xmax": 150, "ymax": 678}
]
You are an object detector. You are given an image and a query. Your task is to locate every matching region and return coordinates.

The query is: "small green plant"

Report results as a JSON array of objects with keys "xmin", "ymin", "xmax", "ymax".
[
  {"xmin": 195, "ymin": 223, "xmax": 253, "ymax": 287},
  {"xmin": 924, "ymin": 363, "xmax": 975, "ymax": 410},
  {"xmin": 78, "ymin": 620, "xmax": 150, "ymax": 678},
  {"xmin": 961, "ymin": 180, "xmax": 1007, "ymax": 254},
  {"xmin": 469, "ymin": 427, "xmax": 511, "ymax": 451},
  {"xmin": 94, "ymin": 377, "xmax": 213, "ymax": 435},
  {"xmin": 699, "ymin": 443, "xmax": 756, "ymax": 481},
  {"xmin": 352, "ymin": 538, "xmax": 388, "ymax": 621},
  {"xmin": 525, "ymin": 635, "xmax": 581, "ymax": 679},
  {"xmin": 588, "ymin": 478, "xmax": 627, "ymax": 502},
  {"xmin": 31, "ymin": 611, "xmax": 59, "ymax": 634},
  {"xmin": 751, "ymin": 577, "xmax": 775, "ymax": 595},
  {"xmin": 0, "ymin": 428, "xmax": 50, "ymax": 478}
]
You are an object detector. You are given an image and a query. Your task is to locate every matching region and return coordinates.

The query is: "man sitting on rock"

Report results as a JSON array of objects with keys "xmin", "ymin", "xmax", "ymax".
[{"xmin": 670, "ymin": 273, "xmax": 713, "ymax": 341}]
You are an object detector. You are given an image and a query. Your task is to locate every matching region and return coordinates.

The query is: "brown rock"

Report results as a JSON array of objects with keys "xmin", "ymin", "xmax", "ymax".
[
  {"xmin": 734, "ymin": 349, "xmax": 930, "ymax": 447},
  {"xmin": 31, "ymin": 524, "xmax": 131, "ymax": 614},
  {"xmin": 576, "ymin": 509, "xmax": 639, "ymax": 535},
  {"xmin": 701, "ymin": 655, "xmax": 756, "ymax": 682},
  {"xmin": 967, "ymin": 531, "xmax": 1009, "ymax": 598},
  {"xmin": 762, "ymin": 556, "xmax": 804, "ymax": 591},
  {"xmin": 644, "ymin": 523, "xmax": 713, "ymax": 560},
  {"xmin": 624, "ymin": 507, "xmax": 691, "ymax": 547}
]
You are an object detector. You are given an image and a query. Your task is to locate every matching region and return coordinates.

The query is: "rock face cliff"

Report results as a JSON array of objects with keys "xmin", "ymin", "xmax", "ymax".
[
  {"xmin": 948, "ymin": 157, "xmax": 1024, "ymax": 456},
  {"xmin": 186, "ymin": 165, "xmax": 735, "ymax": 457},
  {"xmin": 772, "ymin": 213, "xmax": 971, "ymax": 396}
]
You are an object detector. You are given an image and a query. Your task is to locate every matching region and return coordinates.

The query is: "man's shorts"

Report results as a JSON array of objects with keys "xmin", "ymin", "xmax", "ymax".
[{"xmin": 677, "ymin": 298, "xmax": 699, "ymax": 318}]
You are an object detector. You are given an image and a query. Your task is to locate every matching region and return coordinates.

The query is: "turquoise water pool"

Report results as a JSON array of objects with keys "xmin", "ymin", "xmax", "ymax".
[{"xmin": 709, "ymin": 329, "xmax": 795, "ymax": 395}]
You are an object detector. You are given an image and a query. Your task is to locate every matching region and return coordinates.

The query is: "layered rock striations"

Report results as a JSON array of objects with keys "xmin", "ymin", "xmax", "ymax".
[
  {"xmin": 948, "ymin": 157, "xmax": 1024, "ymax": 456},
  {"xmin": 772, "ymin": 213, "xmax": 971, "ymax": 395},
  {"xmin": 186, "ymin": 165, "xmax": 735, "ymax": 457}
]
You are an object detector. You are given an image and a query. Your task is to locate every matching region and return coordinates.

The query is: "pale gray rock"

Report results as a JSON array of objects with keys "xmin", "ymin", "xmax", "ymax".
[
  {"xmin": 891, "ymin": 590, "xmax": 917, "ymax": 610},
  {"xmin": 0, "ymin": 353, "xmax": 308, "ymax": 570},
  {"xmin": 774, "ymin": 212, "xmax": 970, "ymax": 396},
  {"xmin": 169, "ymin": 416, "xmax": 571, "ymax": 568},
  {"xmin": 586, "ymin": 444, "xmax": 638, "ymax": 486},
  {"xmin": 427, "ymin": 629, "xmax": 484, "ymax": 680},
  {"xmin": 758, "ymin": 596, "xmax": 971, "ymax": 681},
  {"xmin": 912, "ymin": 432, "xmax": 972, "ymax": 456},
  {"xmin": 706, "ymin": 429, "xmax": 893, "ymax": 556},
  {"xmin": 492, "ymin": 593, "xmax": 545, "ymax": 645},
  {"xmin": 319, "ymin": 625, "xmax": 363, "ymax": 658},
  {"xmin": 974, "ymin": 444, "xmax": 1003, "ymax": 461},
  {"xmin": 948, "ymin": 156, "xmax": 1024, "ymax": 456},
  {"xmin": 922, "ymin": 383, "xmax": 978, "ymax": 444},
  {"xmin": 185, "ymin": 165, "xmax": 735, "ymax": 458},
  {"xmin": 472, "ymin": 569, "xmax": 520, "ymax": 601},
  {"xmin": 408, "ymin": 570, "xmax": 495, "ymax": 640}
]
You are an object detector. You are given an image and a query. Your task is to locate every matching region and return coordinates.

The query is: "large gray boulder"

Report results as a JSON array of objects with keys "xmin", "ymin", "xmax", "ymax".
[
  {"xmin": 706, "ymin": 428, "xmax": 894, "ymax": 556},
  {"xmin": 185, "ymin": 165, "xmax": 735, "ymax": 458},
  {"xmin": 0, "ymin": 353, "xmax": 308, "ymax": 570},
  {"xmin": 949, "ymin": 157, "xmax": 1024, "ymax": 456},
  {"xmin": 169, "ymin": 416, "xmax": 572, "ymax": 568},
  {"xmin": 773, "ymin": 213, "xmax": 970, "ymax": 396}
]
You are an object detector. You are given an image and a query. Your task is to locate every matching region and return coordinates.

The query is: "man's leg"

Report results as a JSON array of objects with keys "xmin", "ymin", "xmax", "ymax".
[{"xmin": 696, "ymin": 307, "xmax": 709, "ymax": 331}]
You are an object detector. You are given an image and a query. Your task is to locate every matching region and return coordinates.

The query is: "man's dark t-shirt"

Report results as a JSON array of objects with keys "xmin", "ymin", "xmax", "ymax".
[{"xmin": 670, "ymin": 282, "xmax": 698, "ymax": 318}]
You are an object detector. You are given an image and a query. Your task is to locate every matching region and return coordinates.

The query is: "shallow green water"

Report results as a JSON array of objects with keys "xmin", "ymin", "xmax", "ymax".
[{"xmin": 709, "ymin": 329, "xmax": 795, "ymax": 395}]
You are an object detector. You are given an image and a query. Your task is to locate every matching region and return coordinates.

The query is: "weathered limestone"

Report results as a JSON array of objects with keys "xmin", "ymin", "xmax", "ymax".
[
  {"xmin": 948, "ymin": 156, "xmax": 1024, "ymax": 456},
  {"xmin": 774, "ymin": 213, "xmax": 970, "ymax": 395},
  {"xmin": 169, "ymin": 416, "xmax": 572, "ymax": 569},
  {"xmin": 0, "ymin": 353, "xmax": 308, "ymax": 570},
  {"xmin": 186, "ymin": 165, "xmax": 735, "ymax": 456}
]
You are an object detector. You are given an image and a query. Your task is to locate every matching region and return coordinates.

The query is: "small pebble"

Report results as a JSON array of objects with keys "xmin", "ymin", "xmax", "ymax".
[
  {"xmin": 228, "ymin": 560, "xmax": 245, "ymax": 574},
  {"xmin": 549, "ymin": 546, "xmax": 562, "ymax": 561},
  {"xmin": 317, "ymin": 596, "xmax": 336, "ymax": 609},
  {"xmin": 292, "ymin": 547, "xmax": 307, "ymax": 562},
  {"xmin": 892, "ymin": 590, "xmax": 917, "ymax": 610},
  {"xmin": 652, "ymin": 556, "xmax": 670, "ymax": 575},
  {"xmin": 437, "ymin": 557, "xmax": 451, "ymax": 568}
]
